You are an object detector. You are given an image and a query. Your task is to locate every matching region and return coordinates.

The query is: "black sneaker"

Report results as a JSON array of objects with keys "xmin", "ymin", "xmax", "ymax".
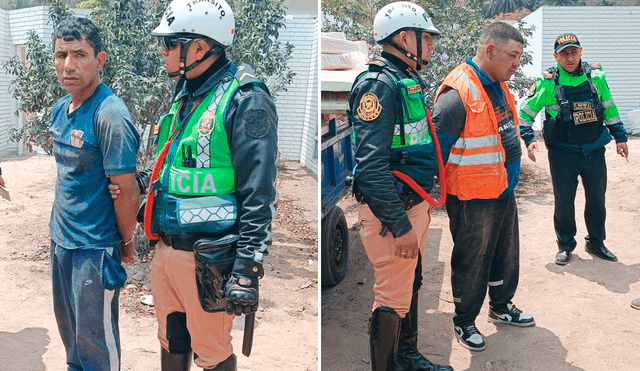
[
  {"xmin": 453, "ymin": 323, "xmax": 486, "ymax": 351},
  {"xmin": 488, "ymin": 303, "xmax": 535, "ymax": 327}
]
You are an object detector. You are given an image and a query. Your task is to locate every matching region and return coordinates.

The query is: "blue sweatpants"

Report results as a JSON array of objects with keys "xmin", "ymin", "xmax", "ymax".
[{"xmin": 50, "ymin": 240, "xmax": 122, "ymax": 371}]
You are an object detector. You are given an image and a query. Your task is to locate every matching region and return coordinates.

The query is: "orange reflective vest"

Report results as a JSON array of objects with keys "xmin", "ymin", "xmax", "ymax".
[{"xmin": 435, "ymin": 63, "xmax": 519, "ymax": 200}]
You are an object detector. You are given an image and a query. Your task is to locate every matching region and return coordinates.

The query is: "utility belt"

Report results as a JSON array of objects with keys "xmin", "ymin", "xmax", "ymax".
[
  {"xmin": 159, "ymin": 231, "xmax": 200, "ymax": 251},
  {"xmin": 400, "ymin": 192, "xmax": 424, "ymax": 211},
  {"xmin": 159, "ymin": 230, "xmax": 238, "ymax": 313},
  {"xmin": 358, "ymin": 191, "xmax": 423, "ymax": 211}
]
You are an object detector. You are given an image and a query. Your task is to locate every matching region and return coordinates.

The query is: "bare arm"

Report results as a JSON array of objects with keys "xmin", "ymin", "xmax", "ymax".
[{"xmin": 109, "ymin": 173, "xmax": 139, "ymax": 263}]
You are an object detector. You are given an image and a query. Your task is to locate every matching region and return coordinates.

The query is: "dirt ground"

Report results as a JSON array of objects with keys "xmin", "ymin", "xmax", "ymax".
[
  {"xmin": 322, "ymin": 137, "xmax": 640, "ymax": 371},
  {"xmin": 0, "ymin": 157, "xmax": 318, "ymax": 371}
]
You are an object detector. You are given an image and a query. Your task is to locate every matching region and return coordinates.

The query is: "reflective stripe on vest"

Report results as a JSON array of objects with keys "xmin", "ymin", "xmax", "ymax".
[
  {"xmin": 436, "ymin": 63, "xmax": 518, "ymax": 200},
  {"xmin": 156, "ymin": 73, "xmax": 239, "ymax": 197}
]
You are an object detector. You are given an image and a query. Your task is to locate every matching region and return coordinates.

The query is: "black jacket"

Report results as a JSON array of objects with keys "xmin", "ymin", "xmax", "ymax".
[
  {"xmin": 347, "ymin": 55, "xmax": 437, "ymax": 238},
  {"xmin": 140, "ymin": 59, "xmax": 278, "ymax": 269}
]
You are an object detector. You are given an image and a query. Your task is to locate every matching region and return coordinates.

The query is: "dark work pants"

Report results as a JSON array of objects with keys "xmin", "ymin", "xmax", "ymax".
[
  {"xmin": 547, "ymin": 146, "xmax": 607, "ymax": 252},
  {"xmin": 50, "ymin": 241, "xmax": 121, "ymax": 371},
  {"xmin": 446, "ymin": 193, "xmax": 520, "ymax": 327}
]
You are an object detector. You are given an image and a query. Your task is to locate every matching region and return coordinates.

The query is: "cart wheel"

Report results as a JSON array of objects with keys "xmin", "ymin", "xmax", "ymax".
[{"xmin": 321, "ymin": 207, "xmax": 349, "ymax": 287}]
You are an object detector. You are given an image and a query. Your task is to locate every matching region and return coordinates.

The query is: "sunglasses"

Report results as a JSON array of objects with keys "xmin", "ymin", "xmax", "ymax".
[{"xmin": 160, "ymin": 37, "xmax": 194, "ymax": 50}]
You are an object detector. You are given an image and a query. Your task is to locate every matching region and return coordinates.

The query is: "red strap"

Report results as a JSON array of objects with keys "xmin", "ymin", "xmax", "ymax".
[
  {"xmin": 143, "ymin": 139, "xmax": 173, "ymax": 241},
  {"xmin": 390, "ymin": 110, "xmax": 447, "ymax": 207}
]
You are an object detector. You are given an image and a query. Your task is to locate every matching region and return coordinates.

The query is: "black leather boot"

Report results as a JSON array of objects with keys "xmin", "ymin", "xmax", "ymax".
[
  {"xmin": 161, "ymin": 348, "xmax": 192, "ymax": 371},
  {"xmin": 370, "ymin": 307, "xmax": 401, "ymax": 371},
  {"xmin": 396, "ymin": 293, "xmax": 453, "ymax": 371},
  {"xmin": 204, "ymin": 354, "xmax": 237, "ymax": 371}
]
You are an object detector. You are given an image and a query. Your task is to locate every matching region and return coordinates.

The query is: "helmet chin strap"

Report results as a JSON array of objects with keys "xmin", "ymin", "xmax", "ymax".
[
  {"xmin": 388, "ymin": 30, "xmax": 428, "ymax": 71},
  {"xmin": 167, "ymin": 41, "xmax": 225, "ymax": 79}
]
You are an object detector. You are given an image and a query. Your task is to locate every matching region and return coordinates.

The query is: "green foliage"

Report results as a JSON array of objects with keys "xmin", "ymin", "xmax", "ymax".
[
  {"xmin": 3, "ymin": 32, "xmax": 63, "ymax": 153},
  {"xmin": 484, "ymin": 0, "xmax": 526, "ymax": 17},
  {"xmin": 322, "ymin": 0, "xmax": 535, "ymax": 106},
  {"xmin": 321, "ymin": 0, "xmax": 386, "ymax": 44},
  {"xmin": 228, "ymin": 0, "xmax": 295, "ymax": 96},
  {"xmin": 4, "ymin": 0, "xmax": 294, "ymax": 159},
  {"xmin": 89, "ymin": 0, "xmax": 174, "ymax": 163},
  {"xmin": 75, "ymin": 0, "xmax": 99, "ymax": 9}
]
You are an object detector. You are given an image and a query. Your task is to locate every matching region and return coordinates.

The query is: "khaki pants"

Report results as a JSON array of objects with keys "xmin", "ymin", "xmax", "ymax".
[
  {"xmin": 151, "ymin": 240, "xmax": 234, "ymax": 369},
  {"xmin": 359, "ymin": 201, "xmax": 431, "ymax": 317}
]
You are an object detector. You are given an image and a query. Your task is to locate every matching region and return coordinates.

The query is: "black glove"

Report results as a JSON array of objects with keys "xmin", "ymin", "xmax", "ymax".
[{"xmin": 225, "ymin": 258, "xmax": 264, "ymax": 315}]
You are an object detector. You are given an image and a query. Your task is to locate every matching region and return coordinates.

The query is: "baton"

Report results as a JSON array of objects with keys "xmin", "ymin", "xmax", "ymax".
[{"xmin": 242, "ymin": 312, "xmax": 255, "ymax": 357}]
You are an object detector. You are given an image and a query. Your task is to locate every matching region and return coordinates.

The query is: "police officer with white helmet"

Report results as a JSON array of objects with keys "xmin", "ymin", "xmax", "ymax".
[
  {"xmin": 128, "ymin": 1, "xmax": 278, "ymax": 370},
  {"xmin": 347, "ymin": 2, "xmax": 453, "ymax": 370}
]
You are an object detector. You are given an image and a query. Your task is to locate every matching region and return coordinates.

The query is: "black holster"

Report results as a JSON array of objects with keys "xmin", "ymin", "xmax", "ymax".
[{"xmin": 193, "ymin": 235, "xmax": 238, "ymax": 312}]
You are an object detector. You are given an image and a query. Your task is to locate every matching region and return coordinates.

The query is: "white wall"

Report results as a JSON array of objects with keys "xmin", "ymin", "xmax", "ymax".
[
  {"xmin": 276, "ymin": 15, "xmax": 319, "ymax": 175},
  {"xmin": 0, "ymin": 8, "xmax": 15, "ymax": 157},
  {"xmin": 0, "ymin": 6, "xmax": 319, "ymax": 171},
  {"xmin": 521, "ymin": 6, "xmax": 640, "ymax": 132}
]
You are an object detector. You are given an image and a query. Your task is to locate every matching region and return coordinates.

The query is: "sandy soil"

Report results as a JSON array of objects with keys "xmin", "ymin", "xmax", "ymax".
[
  {"xmin": 0, "ymin": 156, "xmax": 318, "ymax": 371},
  {"xmin": 322, "ymin": 137, "xmax": 640, "ymax": 371}
]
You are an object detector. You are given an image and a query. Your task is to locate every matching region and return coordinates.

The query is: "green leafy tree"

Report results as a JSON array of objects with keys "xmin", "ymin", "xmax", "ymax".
[
  {"xmin": 484, "ymin": 0, "xmax": 527, "ymax": 17},
  {"xmin": 322, "ymin": 0, "xmax": 535, "ymax": 106},
  {"xmin": 3, "ymin": 32, "xmax": 62, "ymax": 153},
  {"xmin": 228, "ymin": 0, "xmax": 295, "ymax": 95},
  {"xmin": 5, "ymin": 0, "xmax": 294, "ymax": 159},
  {"xmin": 321, "ymin": 0, "xmax": 386, "ymax": 44}
]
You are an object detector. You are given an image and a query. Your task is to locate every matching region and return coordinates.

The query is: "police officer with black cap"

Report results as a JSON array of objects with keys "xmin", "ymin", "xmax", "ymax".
[
  {"xmin": 347, "ymin": 2, "xmax": 451, "ymax": 370},
  {"xmin": 519, "ymin": 32, "xmax": 628, "ymax": 266}
]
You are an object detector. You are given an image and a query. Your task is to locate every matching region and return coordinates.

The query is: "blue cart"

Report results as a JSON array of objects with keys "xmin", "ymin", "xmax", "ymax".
[{"xmin": 321, "ymin": 117, "xmax": 354, "ymax": 286}]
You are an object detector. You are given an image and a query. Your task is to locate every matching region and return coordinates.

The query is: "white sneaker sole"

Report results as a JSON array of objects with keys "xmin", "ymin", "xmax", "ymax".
[
  {"xmin": 488, "ymin": 316, "xmax": 536, "ymax": 327},
  {"xmin": 453, "ymin": 328, "xmax": 486, "ymax": 352}
]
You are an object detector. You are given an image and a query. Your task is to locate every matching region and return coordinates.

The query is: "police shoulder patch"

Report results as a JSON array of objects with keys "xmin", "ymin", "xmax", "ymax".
[
  {"xmin": 356, "ymin": 93, "xmax": 382, "ymax": 121},
  {"xmin": 544, "ymin": 72, "xmax": 553, "ymax": 80},
  {"xmin": 244, "ymin": 108, "xmax": 270, "ymax": 138},
  {"xmin": 527, "ymin": 83, "xmax": 537, "ymax": 97},
  {"xmin": 591, "ymin": 62, "xmax": 602, "ymax": 70}
]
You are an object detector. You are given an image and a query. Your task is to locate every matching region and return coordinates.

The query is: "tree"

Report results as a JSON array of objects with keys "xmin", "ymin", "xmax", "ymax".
[
  {"xmin": 321, "ymin": 0, "xmax": 387, "ymax": 44},
  {"xmin": 484, "ymin": 0, "xmax": 527, "ymax": 17},
  {"xmin": 321, "ymin": 0, "xmax": 535, "ymax": 106},
  {"xmin": 228, "ymin": 0, "xmax": 295, "ymax": 95},
  {"xmin": 4, "ymin": 0, "xmax": 295, "ymax": 159}
]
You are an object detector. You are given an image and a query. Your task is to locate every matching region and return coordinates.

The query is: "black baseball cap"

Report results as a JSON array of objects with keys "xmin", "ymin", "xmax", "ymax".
[{"xmin": 554, "ymin": 33, "xmax": 581, "ymax": 53}]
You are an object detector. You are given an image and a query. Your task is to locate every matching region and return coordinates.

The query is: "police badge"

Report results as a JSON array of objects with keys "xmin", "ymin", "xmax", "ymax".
[
  {"xmin": 357, "ymin": 93, "xmax": 382, "ymax": 121},
  {"xmin": 198, "ymin": 109, "xmax": 216, "ymax": 136}
]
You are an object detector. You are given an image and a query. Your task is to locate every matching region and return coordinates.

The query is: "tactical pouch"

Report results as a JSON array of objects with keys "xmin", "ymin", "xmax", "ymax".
[
  {"xmin": 397, "ymin": 78, "xmax": 426, "ymax": 124},
  {"xmin": 193, "ymin": 234, "xmax": 238, "ymax": 312},
  {"xmin": 543, "ymin": 117, "xmax": 557, "ymax": 145}
]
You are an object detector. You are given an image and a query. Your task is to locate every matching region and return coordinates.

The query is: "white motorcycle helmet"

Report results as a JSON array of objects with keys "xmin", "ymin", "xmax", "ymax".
[
  {"xmin": 152, "ymin": 0, "xmax": 235, "ymax": 46},
  {"xmin": 151, "ymin": 0, "xmax": 235, "ymax": 78},
  {"xmin": 373, "ymin": 2, "xmax": 440, "ymax": 70}
]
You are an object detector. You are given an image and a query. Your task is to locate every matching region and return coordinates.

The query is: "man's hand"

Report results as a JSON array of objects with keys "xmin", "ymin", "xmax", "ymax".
[
  {"xmin": 526, "ymin": 142, "xmax": 538, "ymax": 162},
  {"xmin": 394, "ymin": 229, "xmax": 419, "ymax": 260},
  {"xmin": 225, "ymin": 259, "xmax": 263, "ymax": 315},
  {"xmin": 108, "ymin": 183, "xmax": 121, "ymax": 200},
  {"xmin": 617, "ymin": 142, "xmax": 629, "ymax": 162},
  {"xmin": 121, "ymin": 238, "xmax": 136, "ymax": 264},
  {"xmin": 225, "ymin": 275, "xmax": 260, "ymax": 315}
]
